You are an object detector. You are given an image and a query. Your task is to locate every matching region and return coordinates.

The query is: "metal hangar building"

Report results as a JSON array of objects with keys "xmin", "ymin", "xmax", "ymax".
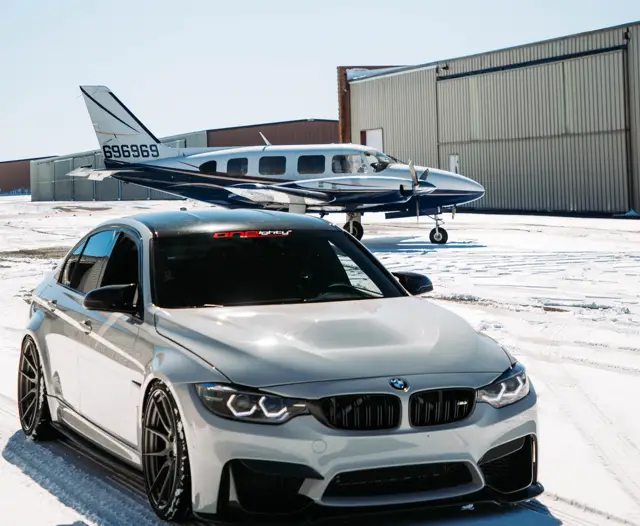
[{"xmin": 338, "ymin": 21, "xmax": 640, "ymax": 215}]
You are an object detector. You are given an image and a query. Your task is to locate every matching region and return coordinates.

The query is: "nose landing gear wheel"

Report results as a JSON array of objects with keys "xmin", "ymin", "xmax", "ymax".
[
  {"xmin": 343, "ymin": 220, "xmax": 364, "ymax": 240},
  {"xmin": 430, "ymin": 227, "xmax": 448, "ymax": 244}
]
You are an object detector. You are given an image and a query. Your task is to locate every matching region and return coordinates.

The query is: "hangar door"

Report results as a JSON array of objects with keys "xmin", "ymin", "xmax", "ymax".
[{"xmin": 437, "ymin": 50, "xmax": 629, "ymax": 213}]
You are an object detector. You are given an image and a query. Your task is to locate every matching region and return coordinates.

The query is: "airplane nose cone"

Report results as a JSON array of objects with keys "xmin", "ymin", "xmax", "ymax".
[
  {"xmin": 468, "ymin": 177, "xmax": 485, "ymax": 195},
  {"xmin": 423, "ymin": 168, "xmax": 485, "ymax": 204}
]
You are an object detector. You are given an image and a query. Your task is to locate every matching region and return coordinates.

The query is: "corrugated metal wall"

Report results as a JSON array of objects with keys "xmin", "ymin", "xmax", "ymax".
[
  {"xmin": 629, "ymin": 25, "xmax": 640, "ymax": 213},
  {"xmin": 350, "ymin": 67, "xmax": 438, "ymax": 166},
  {"xmin": 29, "ymin": 133, "xmax": 204, "ymax": 202},
  {"xmin": 438, "ymin": 51, "xmax": 628, "ymax": 212},
  {"xmin": 349, "ymin": 22, "xmax": 640, "ymax": 214}
]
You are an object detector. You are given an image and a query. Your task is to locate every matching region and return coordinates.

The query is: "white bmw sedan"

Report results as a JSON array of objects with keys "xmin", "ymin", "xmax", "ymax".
[{"xmin": 18, "ymin": 209, "xmax": 541, "ymax": 522}]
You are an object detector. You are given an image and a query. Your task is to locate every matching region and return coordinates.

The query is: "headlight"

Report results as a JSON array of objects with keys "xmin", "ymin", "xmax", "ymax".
[
  {"xmin": 476, "ymin": 362, "xmax": 530, "ymax": 408},
  {"xmin": 195, "ymin": 383, "xmax": 309, "ymax": 424}
]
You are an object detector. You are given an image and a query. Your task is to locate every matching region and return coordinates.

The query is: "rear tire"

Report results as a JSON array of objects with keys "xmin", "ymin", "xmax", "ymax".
[
  {"xmin": 141, "ymin": 382, "xmax": 193, "ymax": 522},
  {"xmin": 17, "ymin": 337, "xmax": 55, "ymax": 441}
]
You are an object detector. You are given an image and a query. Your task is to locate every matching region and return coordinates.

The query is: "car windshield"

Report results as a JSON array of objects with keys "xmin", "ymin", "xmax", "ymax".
[{"xmin": 151, "ymin": 230, "xmax": 404, "ymax": 308}]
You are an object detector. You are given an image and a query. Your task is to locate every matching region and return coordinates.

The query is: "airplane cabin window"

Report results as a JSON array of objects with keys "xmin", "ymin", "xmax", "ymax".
[
  {"xmin": 297, "ymin": 155, "xmax": 325, "ymax": 174},
  {"xmin": 227, "ymin": 158, "xmax": 248, "ymax": 176},
  {"xmin": 259, "ymin": 156, "xmax": 286, "ymax": 175},
  {"xmin": 332, "ymin": 154, "xmax": 364, "ymax": 174},
  {"xmin": 199, "ymin": 160, "xmax": 218, "ymax": 173}
]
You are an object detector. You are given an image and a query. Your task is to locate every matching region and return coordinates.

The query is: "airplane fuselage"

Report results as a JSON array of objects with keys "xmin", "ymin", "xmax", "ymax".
[{"xmin": 104, "ymin": 143, "xmax": 485, "ymax": 214}]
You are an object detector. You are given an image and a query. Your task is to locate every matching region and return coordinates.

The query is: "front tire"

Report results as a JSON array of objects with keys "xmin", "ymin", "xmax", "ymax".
[
  {"xmin": 429, "ymin": 227, "xmax": 448, "ymax": 244},
  {"xmin": 142, "ymin": 382, "xmax": 193, "ymax": 522},
  {"xmin": 343, "ymin": 220, "xmax": 364, "ymax": 240},
  {"xmin": 17, "ymin": 337, "xmax": 55, "ymax": 441}
]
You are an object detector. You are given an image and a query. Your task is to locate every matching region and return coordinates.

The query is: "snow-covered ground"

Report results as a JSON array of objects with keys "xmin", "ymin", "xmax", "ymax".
[{"xmin": 0, "ymin": 195, "xmax": 638, "ymax": 525}]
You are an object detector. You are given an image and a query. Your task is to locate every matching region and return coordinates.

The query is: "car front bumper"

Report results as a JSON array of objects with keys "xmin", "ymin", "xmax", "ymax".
[{"xmin": 173, "ymin": 382, "xmax": 540, "ymax": 521}]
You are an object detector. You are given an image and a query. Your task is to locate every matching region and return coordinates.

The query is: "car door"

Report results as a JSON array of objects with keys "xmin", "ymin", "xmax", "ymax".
[
  {"xmin": 75, "ymin": 228, "xmax": 146, "ymax": 447},
  {"xmin": 38, "ymin": 237, "xmax": 92, "ymax": 412}
]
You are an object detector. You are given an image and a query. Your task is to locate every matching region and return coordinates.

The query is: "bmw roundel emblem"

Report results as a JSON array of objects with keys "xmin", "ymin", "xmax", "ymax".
[{"xmin": 389, "ymin": 378, "xmax": 409, "ymax": 391}]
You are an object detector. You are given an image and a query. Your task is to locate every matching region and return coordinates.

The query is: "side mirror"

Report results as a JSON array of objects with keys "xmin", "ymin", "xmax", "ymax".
[
  {"xmin": 392, "ymin": 271, "xmax": 433, "ymax": 295},
  {"xmin": 83, "ymin": 283, "xmax": 138, "ymax": 314}
]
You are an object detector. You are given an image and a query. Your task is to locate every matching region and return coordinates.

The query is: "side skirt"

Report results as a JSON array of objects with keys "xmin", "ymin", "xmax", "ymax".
[{"xmin": 49, "ymin": 396, "xmax": 141, "ymax": 470}]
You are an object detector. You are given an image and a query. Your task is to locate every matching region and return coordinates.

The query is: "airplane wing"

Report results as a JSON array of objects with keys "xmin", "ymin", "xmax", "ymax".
[
  {"xmin": 66, "ymin": 166, "xmax": 124, "ymax": 181},
  {"xmin": 226, "ymin": 183, "xmax": 333, "ymax": 206}
]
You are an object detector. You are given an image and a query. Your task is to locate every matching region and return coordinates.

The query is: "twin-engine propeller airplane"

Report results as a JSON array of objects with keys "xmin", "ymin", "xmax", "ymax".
[{"xmin": 69, "ymin": 85, "xmax": 485, "ymax": 242}]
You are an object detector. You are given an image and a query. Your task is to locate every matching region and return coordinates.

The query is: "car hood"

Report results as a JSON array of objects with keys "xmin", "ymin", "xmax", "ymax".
[{"xmin": 154, "ymin": 297, "xmax": 511, "ymax": 388}]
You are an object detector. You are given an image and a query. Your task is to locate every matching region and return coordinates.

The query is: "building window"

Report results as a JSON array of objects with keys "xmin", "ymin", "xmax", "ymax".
[
  {"xmin": 332, "ymin": 154, "xmax": 364, "ymax": 174},
  {"xmin": 259, "ymin": 156, "xmax": 286, "ymax": 175},
  {"xmin": 297, "ymin": 155, "xmax": 325, "ymax": 175},
  {"xmin": 227, "ymin": 158, "xmax": 248, "ymax": 176}
]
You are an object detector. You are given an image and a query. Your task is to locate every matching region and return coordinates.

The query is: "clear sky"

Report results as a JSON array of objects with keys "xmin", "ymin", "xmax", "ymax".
[{"xmin": 1, "ymin": 0, "xmax": 639, "ymax": 161}]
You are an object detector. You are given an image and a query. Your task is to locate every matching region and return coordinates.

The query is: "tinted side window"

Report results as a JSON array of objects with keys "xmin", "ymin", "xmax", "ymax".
[
  {"xmin": 297, "ymin": 155, "xmax": 325, "ymax": 175},
  {"xmin": 73, "ymin": 230, "xmax": 118, "ymax": 294},
  {"xmin": 101, "ymin": 233, "xmax": 141, "ymax": 309},
  {"xmin": 59, "ymin": 240, "xmax": 88, "ymax": 288},
  {"xmin": 259, "ymin": 156, "xmax": 286, "ymax": 175},
  {"xmin": 227, "ymin": 158, "xmax": 248, "ymax": 175}
]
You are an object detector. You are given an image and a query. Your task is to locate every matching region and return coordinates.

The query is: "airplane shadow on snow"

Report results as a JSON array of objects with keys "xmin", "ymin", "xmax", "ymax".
[
  {"xmin": 362, "ymin": 236, "xmax": 486, "ymax": 254},
  {"xmin": 3, "ymin": 430, "xmax": 562, "ymax": 526}
]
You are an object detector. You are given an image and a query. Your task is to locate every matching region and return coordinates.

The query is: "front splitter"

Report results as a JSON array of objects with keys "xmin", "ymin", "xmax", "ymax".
[{"xmin": 196, "ymin": 483, "xmax": 545, "ymax": 524}]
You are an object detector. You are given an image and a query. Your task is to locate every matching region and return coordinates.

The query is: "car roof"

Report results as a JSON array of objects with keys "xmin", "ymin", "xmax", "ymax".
[{"xmin": 118, "ymin": 208, "xmax": 338, "ymax": 237}]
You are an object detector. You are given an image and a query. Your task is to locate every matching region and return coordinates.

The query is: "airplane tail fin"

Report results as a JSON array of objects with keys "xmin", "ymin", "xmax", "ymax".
[{"xmin": 79, "ymin": 85, "xmax": 176, "ymax": 162}]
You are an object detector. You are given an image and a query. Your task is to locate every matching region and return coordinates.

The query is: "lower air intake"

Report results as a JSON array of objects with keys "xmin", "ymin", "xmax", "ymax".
[
  {"xmin": 479, "ymin": 435, "xmax": 537, "ymax": 494},
  {"xmin": 228, "ymin": 460, "xmax": 314, "ymax": 514},
  {"xmin": 323, "ymin": 462, "xmax": 473, "ymax": 498}
]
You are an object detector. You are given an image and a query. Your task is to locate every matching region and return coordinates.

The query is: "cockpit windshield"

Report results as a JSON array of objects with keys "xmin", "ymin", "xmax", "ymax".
[{"xmin": 364, "ymin": 151, "xmax": 401, "ymax": 173}]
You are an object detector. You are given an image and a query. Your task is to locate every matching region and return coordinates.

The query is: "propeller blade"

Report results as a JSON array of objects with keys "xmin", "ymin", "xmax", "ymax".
[{"xmin": 408, "ymin": 159, "xmax": 418, "ymax": 187}]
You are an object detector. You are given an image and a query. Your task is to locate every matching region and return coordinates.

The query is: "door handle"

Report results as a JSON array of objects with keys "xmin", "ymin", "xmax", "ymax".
[
  {"xmin": 80, "ymin": 320, "xmax": 92, "ymax": 333},
  {"xmin": 46, "ymin": 299, "xmax": 57, "ymax": 311}
]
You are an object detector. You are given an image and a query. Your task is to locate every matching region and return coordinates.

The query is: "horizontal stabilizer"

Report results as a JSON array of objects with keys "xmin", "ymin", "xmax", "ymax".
[
  {"xmin": 226, "ymin": 184, "xmax": 333, "ymax": 206},
  {"xmin": 66, "ymin": 166, "xmax": 121, "ymax": 181}
]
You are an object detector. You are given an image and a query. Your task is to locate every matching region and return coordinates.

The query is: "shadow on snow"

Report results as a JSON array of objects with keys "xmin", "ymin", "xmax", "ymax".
[
  {"xmin": 3, "ymin": 430, "xmax": 561, "ymax": 526},
  {"xmin": 362, "ymin": 236, "xmax": 486, "ymax": 254}
]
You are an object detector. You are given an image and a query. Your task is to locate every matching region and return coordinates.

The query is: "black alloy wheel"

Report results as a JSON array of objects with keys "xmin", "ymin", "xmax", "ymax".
[
  {"xmin": 141, "ymin": 382, "xmax": 193, "ymax": 521},
  {"xmin": 17, "ymin": 337, "xmax": 55, "ymax": 440}
]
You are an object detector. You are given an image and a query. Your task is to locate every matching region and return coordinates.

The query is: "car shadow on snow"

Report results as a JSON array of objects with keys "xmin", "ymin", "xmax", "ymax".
[
  {"xmin": 3, "ymin": 430, "xmax": 561, "ymax": 526},
  {"xmin": 362, "ymin": 236, "xmax": 486, "ymax": 254},
  {"xmin": 2, "ymin": 431, "xmax": 166, "ymax": 526}
]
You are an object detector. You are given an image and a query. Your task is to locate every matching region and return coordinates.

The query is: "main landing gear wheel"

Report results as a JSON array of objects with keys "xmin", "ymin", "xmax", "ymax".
[
  {"xmin": 17, "ymin": 337, "xmax": 55, "ymax": 441},
  {"xmin": 343, "ymin": 220, "xmax": 364, "ymax": 240},
  {"xmin": 430, "ymin": 227, "xmax": 448, "ymax": 244},
  {"xmin": 142, "ymin": 382, "xmax": 193, "ymax": 522}
]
